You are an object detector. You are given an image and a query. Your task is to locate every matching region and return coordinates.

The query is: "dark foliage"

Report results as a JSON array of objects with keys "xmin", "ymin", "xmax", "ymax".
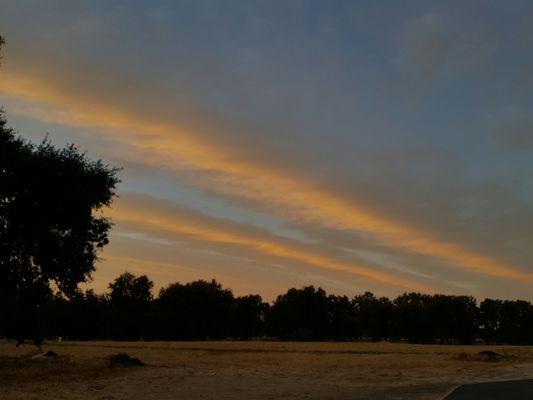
[
  {"xmin": 157, "ymin": 279, "xmax": 234, "ymax": 340},
  {"xmin": 353, "ymin": 292, "xmax": 394, "ymax": 342},
  {"xmin": 327, "ymin": 295, "xmax": 356, "ymax": 340},
  {"xmin": 16, "ymin": 274, "xmax": 533, "ymax": 344},
  {"xmin": 0, "ymin": 36, "xmax": 120, "ymax": 345},
  {"xmin": 230, "ymin": 295, "xmax": 269, "ymax": 340},
  {"xmin": 0, "ymin": 122, "xmax": 119, "ymax": 341},
  {"xmin": 108, "ymin": 272, "xmax": 153, "ymax": 340},
  {"xmin": 393, "ymin": 293, "xmax": 477, "ymax": 344},
  {"xmin": 268, "ymin": 286, "xmax": 330, "ymax": 340}
]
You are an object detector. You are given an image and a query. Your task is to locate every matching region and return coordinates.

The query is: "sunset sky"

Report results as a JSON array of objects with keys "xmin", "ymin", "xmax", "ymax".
[{"xmin": 1, "ymin": 1, "xmax": 533, "ymax": 300}]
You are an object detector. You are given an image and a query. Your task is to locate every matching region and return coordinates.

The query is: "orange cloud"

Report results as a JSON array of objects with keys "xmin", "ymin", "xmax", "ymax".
[
  {"xmin": 108, "ymin": 194, "xmax": 436, "ymax": 293},
  {"xmin": 2, "ymin": 69, "xmax": 532, "ymax": 285}
]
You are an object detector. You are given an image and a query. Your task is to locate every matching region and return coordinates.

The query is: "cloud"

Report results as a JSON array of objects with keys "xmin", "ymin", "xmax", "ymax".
[
  {"xmin": 2, "ymin": 68, "xmax": 532, "ymax": 286},
  {"xmin": 2, "ymin": 2, "xmax": 533, "ymax": 298},
  {"xmin": 109, "ymin": 193, "xmax": 437, "ymax": 293},
  {"xmin": 84, "ymin": 234, "xmax": 301, "ymax": 300}
]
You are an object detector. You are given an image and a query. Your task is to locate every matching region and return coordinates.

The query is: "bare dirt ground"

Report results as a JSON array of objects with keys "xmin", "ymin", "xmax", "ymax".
[{"xmin": 2, "ymin": 341, "xmax": 533, "ymax": 400}]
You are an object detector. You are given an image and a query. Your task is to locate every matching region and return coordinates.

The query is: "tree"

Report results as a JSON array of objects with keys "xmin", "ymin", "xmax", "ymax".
[
  {"xmin": 426, "ymin": 295, "xmax": 477, "ymax": 344},
  {"xmin": 498, "ymin": 300, "xmax": 533, "ymax": 345},
  {"xmin": 393, "ymin": 292, "xmax": 430, "ymax": 343},
  {"xmin": 479, "ymin": 298, "xmax": 503, "ymax": 344},
  {"xmin": 108, "ymin": 272, "xmax": 153, "ymax": 340},
  {"xmin": 109, "ymin": 272, "xmax": 154, "ymax": 304},
  {"xmin": 231, "ymin": 295, "xmax": 269, "ymax": 340},
  {"xmin": 157, "ymin": 280, "xmax": 234, "ymax": 340},
  {"xmin": 0, "ymin": 37, "xmax": 120, "ymax": 344},
  {"xmin": 48, "ymin": 289, "xmax": 109, "ymax": 340},
  {"xmin": 327, "ymin": 294, "xmax": 356, "ymax": 340},
  {"xmin": 353, "ymin": 292, "xmax": 393, "ymax": 341},
  {"xmin": 267, "ymin": 286, "xmax": 330, "ymax": 340}
]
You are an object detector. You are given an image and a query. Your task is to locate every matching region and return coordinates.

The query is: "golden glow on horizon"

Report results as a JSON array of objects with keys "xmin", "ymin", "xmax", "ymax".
[
  {"xmin": 2, "ymin": 70, "xmax": 532, "ymax": 286},
  {"xmin": 93, "ymin": 254, "xmax": 293, "ymax": 299}
]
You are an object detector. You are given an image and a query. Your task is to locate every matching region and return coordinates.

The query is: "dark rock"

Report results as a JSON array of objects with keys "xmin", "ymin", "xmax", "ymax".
[{"xmin": 108, "ymin": 353, "xmax": 145, "ymax": 367}]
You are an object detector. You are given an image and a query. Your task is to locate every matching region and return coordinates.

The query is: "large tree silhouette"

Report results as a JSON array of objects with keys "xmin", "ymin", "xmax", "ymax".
[{"xmin": 0, "ymin": 36, "xmax": 119, "ymax": 344}]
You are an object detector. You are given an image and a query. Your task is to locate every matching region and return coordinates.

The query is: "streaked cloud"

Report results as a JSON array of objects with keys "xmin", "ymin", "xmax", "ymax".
[
  {"xmin": 109, "ymin": 193, "xmax": 438, "ymax": 293},
  {"xmin": 2, "ymin": 72, "xmax": 531, "ymax": 286},
  {"xmin": 1, "ymin": 1, "xmax": 533, "ymax": 299}
]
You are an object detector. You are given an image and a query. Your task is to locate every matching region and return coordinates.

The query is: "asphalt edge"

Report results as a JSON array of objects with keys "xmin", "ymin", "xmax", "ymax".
[{"xmin": 440, "ymin": 384, "xmax": 461, "ymax": 399}]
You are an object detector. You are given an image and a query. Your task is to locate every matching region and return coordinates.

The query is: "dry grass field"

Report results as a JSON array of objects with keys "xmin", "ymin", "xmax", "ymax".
[{"xmin": 2, "ymin": 341, "xmax": 533, "ymax": 400}]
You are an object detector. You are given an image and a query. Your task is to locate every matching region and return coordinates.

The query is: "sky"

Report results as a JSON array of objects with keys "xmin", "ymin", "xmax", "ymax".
[{"xmin": 1, "ymin": 0, "xmax": 533, "ymax": 301}]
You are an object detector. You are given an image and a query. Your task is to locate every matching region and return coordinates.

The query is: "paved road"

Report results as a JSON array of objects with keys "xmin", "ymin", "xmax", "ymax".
[{"xmin": 444, "ymin": 379, "xmax": 533, "ymax": 399}]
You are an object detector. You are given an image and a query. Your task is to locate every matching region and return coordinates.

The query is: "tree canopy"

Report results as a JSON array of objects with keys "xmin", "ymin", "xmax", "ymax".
[
  {"xmin": 0, "ymin": 120, "xmax": 119, "ymax": 341},
  {"xmin": 0, "ymin": 37, "xmax": 120, "ymax": 342},
  {"xmin": 16, "ymin": 271, "xmax": 533, "ymax": 345}
]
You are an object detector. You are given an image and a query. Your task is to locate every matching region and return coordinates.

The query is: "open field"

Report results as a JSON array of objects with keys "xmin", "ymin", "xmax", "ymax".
[{"xmin": 2, "ymin": 341, "xmax": 533, "ymax": 400}]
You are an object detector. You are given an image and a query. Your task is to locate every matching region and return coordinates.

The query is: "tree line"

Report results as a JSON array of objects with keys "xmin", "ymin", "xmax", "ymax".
[{"xmin": 9, "ymin": 271, "xmax": 532, "ymax": 345}]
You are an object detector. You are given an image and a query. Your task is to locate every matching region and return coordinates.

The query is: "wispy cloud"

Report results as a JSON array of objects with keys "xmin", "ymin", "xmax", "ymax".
[
  {"xmin": 109, "ymin": 193, "xmax": 436, "ymax": 292},
  {"xmin": 2, "ymin": 72, "xmax": 531, "ymax": 286},
  {"xmin": 2, "ymin": 1, "xmax": 533, "ymax": 298}
]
